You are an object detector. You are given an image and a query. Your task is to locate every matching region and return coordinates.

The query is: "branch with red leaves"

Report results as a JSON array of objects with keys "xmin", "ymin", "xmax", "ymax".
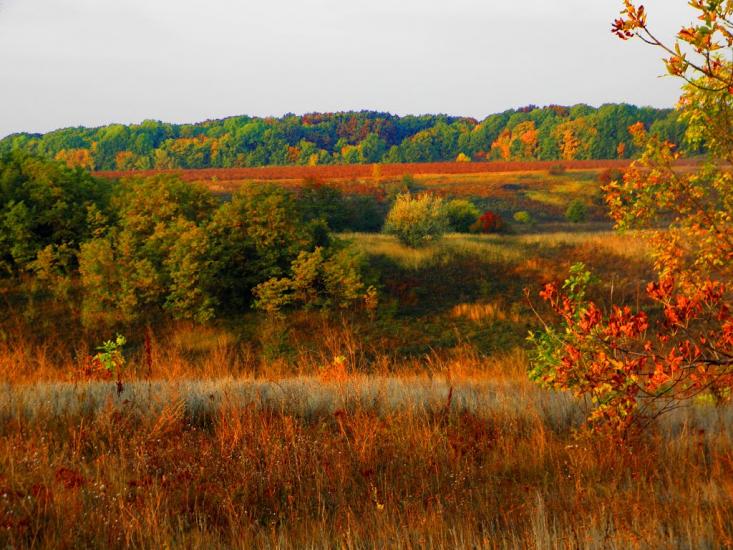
[{"xmin": 530, "ymin": 265, "xmax": 733, "ymax": 435}]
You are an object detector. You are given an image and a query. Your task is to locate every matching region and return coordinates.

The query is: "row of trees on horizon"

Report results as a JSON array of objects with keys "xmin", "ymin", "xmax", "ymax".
[{"xmin": 0, "ymin": 104, "xmax": 693, "ymax": 171}]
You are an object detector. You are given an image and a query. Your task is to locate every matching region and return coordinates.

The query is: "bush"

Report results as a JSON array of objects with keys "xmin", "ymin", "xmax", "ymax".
[
  {"xmin": 445, "ymin": 199, "xmax": 480, "ymax": 233},
  {"xmin": 254, "ymin": 243, "xmax": 373, "ymax": 313},
  {"xmin": 343, "ymin": 195, "xmax": 386, "ymax": 232},
  {"xmin": 79, "ymin": 175, "xmax": 219, "ymax": 324},
  {"xmin": 565, "ymin": 199, "xmax": 588, "ymax": 223},
  {"xmin": 383, "ymin": 193, "xmax": 449, "ymax": 247},
  {"xmin": 548, "ymin": 164, "xmax": 567, "ymax": 176},
  {"xmin": 384, "ymin": 174, "xmax": 418, "ymax": 203},
  {"xmin": 470, "ymin": 211, "xmax": 505, "ymax": 234},
  {"xmin": 597, "ymin": 168, "xmax": 625, "ymax": 186},
  {"xmin": 513, "ymin": 211, "xmax": 534, "ymax": 225}
]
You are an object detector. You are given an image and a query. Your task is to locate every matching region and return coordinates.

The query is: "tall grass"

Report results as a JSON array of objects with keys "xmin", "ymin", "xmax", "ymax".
[
  {"xmin": 1, "ymin": 230, "xmax": 724, "ymax": 548},
  {"xmin": 2, "ymin": 362, "xmax": 733, "ymax": 548},
  {"xmin": 348, "ymin": 231, "xmax": 651, "ymax": 274}
]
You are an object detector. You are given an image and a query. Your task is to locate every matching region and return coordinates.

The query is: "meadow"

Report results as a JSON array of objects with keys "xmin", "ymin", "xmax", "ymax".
[
  {"xmin": 97, "ymin": 160, "xmax": 700, "ymax": 225},
  {"xmin": 4, "ymin": 0, "xmax": 732, "ymax": 544},
  {"xmin": 3, "ymin": 369, "xmax": 733, "ymax": 549},
  {"xmin": 3, "ymin": 227, "xmax": 733, "ymax": 549},
  {"xmin": 96, "ymin": 160, "xmax": 635, "ymax": 183}
]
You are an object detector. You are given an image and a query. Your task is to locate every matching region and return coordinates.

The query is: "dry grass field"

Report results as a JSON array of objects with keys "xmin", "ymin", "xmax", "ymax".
[
  {"xmin": 2, "ymin": 355, "xmax": 733, "ymax": 548},
  {"xmin": 2, "ymin": 231, "xmax": 732, "ymax": 548},
  {"xmin": 95, "ymin": 160, "xmax": 635, "ymax": 184}
]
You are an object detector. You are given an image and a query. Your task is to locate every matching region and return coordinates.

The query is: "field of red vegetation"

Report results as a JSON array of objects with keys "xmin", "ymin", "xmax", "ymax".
[{"xmin": 96, "ymin": 160, "xmax": 640, "ymax": 182}]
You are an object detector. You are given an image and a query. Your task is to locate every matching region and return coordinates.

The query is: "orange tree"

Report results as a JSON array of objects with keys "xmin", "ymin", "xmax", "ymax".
[{"xmin": 529, "ymin": 1, "xmax": 733, "ymax": 435}]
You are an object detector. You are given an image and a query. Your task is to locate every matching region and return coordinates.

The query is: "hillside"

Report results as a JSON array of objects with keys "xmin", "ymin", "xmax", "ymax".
[{"xmin": 0, "ymin": 104, "xmax": 689, "ymax": 171}]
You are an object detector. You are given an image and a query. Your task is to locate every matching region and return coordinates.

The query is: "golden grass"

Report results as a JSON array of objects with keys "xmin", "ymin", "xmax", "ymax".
[
  {"xmin": 347, "ymin": 231, "xmax": 651, "ymax": 271},
  {"xmin": 2, "ymin": 355, "xmax": 733, "ymax": 548},
  {"xmin": 450, "ymin": 302, "xmax": 523, "ymax": 324},
  {"xmin": 0, "ymin": 230, "xmax": 719, "ymax": 548}
]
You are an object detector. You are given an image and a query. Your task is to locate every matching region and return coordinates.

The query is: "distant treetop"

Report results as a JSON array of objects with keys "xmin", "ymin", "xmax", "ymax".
[{"xmin": 0, "ymin": 105, "xmax": 693, "ymax": 171}]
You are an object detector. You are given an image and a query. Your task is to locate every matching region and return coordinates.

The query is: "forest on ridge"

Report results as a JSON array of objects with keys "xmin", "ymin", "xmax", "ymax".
[{"xmin": 0, "ymin": 104, "xmax": 690, "ymax": 171}]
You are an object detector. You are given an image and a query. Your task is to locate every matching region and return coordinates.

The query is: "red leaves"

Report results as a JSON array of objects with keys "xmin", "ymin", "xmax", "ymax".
[
  {"xmin": 539, "ymin": 283, "xmax": 558, "ymax": 303},
  {"xmin": 722, "ymin": 320, "xmax": 733, "ymax": 348},
  {"xmin": 612, "ymin": 18, "xmax": 635, "ymax": 40},
  {"xmin": 471, "ymin": 211, "xmax": 504, "ymax": 234},
  {"xmin": 612, "ymin": 2, "xmax": 647, "ymax": 39},
  {"xmin": 664, "ymin": 296, "xmax": 697, "ymax": 326},
  {"xmin": 647, "ymin": 278, "xmax": 674, "ymax": 301},
  {"xmin": 537, "ymin": 271, "xmax": 733, "ymax": 433},
  {"xmin": 605, "ymin": 307, "xmax": 649, "ymax": 339},
  {"xmin": 579, "ymin": 302, "xmax": 603, "ymax": 333}
]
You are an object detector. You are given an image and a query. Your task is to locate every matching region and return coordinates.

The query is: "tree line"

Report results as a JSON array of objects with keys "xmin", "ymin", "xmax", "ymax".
[
  {"xmin": 0, "ymin": 152, "xmax": 381, "ymax": 325},
  {"xmin": 0, "ymin": 105, "xmax": 692, "ymax": 171}
]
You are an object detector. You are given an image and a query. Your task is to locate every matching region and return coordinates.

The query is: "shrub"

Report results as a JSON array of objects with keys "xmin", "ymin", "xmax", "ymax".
[
  {"xmin": 401, "ymin": 174, "xmax": 416, "ymax": 189},
  {"xmin": 513, "ymin": 211, "xmax": 534, "ymax": 225},
  {"xmin": 565, "ymin": 199, "xmax": 588, "ymax": 223},
  {"xmin": 445, "ymin": 199, "xmax": 480, "ymax": 233},
  {"xmin": 254, "ymin": 243, "xmax": 373, "ymax": 313},
  {"xmin": 79, "ymin": 175, "xmax": 218, "ymax": 325},
  {"xmin": 343, "ymin": 195, "xmax": 386, "ymax": 232},
  {"xmin": 548, "ymin": 164, "xmax": 567, "ymax": 176},
  {"xmin": 529, "ymin": 0, "xmax": 733, "ymax": 437},
  {"xmin": 470, "ymin": 211, "xmax": 504, "ymax": 234},
  {"xmin": 384, "ymin": 174, "xmax": 418, "ymax": 203},
  {"xmin": 597, "ymin": 168, "xmax": 625, "ymax": 186},
  {"xmin": 383, "ymin": 193, "xmax": 449, "ymax": 247}
]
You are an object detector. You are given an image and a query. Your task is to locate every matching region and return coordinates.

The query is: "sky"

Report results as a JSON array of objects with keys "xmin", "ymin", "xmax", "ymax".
[{"xmin": 0, "ymin": 0, "xmax": 692, "ymax": 138}]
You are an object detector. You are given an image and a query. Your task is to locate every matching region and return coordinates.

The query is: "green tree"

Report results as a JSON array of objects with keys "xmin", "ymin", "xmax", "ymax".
[
  {"xmin": 254, "ymin": 243, "xmax": 372, "ymax": 313},
  {"xmin": 206, "ymin": 185, "xmax": 322, "ymax": 312},
  {"xmin": 297, "ymin": 180, "xmax": 349, "ymax": 231},
  {"xmin": 78, "ymin": 175, "xmax": 217, "ymax": 324},
  {"xmin": 0, "ymin": 152, "xmax": 110, "ymax": 277}
]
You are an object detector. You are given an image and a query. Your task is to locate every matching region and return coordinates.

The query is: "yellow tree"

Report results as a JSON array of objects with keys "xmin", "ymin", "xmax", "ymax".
[
  {"xmin": 490, "ymin": 129, "xmax": 513, "ymax": 160},
  {"xmin": 515, "ymin": 121, "xmax": 539, "ymax": 160},
  {"xmin": 55, "ymin": 148, "xmax": 94, "ymax": 170},
  {"xmin": 490, "ymin": 121, "xmax": 539, "ymax": 160},
  {"xmin": 552, "ymin": 119, "xmax": 598, "ymax": 160},
  {"xmin": 115, "ymin": 151, "xmax": 136, "ymax": 170}
]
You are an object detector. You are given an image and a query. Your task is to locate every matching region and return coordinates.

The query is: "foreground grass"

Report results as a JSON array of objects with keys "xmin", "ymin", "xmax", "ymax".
[
  {"xmin": 2, "ymin": 230, "xmax": 726, "ymax": 548},
  {"xmin": 1, "ymin": 369, "xmax": 733, "ymax": 549}
]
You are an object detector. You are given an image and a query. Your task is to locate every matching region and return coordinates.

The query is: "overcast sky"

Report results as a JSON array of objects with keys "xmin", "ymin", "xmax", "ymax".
[{"xmin": 0, "ymin": 0, "xmax": 691, "ymax": 138}]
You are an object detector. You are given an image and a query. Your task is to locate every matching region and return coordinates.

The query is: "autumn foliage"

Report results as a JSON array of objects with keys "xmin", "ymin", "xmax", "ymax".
[
  {"xmin": 531, "ymin": 0, "xmax": 733, "ymax": 435},
  {"xmin": 531, "ymin": 265, "xmax": 733, "ymax": 434},
  {"xmin": 470, "ymin": 211, "xmax": 505, "ymax": 234}
]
